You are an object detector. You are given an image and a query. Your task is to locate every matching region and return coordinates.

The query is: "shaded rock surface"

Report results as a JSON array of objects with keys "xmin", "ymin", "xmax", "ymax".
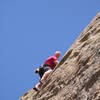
[{"xmin": 20, "ymin": 12, "xmax": 100, "ymax": 100}]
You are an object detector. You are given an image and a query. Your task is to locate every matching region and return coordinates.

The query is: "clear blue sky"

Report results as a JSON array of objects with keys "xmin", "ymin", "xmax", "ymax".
[{"xmin": 0, "ymin": 0, "xmax": 100, "ymax": 100}]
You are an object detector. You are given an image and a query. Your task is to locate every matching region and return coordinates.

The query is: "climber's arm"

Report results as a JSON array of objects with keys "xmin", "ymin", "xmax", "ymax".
[{"xmin": 54, "ymin": 60, "xmax": 59, "ymax": 65}]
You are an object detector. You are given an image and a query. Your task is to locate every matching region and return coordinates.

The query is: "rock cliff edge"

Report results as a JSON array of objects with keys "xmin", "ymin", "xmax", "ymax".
[{"xmin": 20, "ymin": 12, "xmax": 100, "ymax": 100}]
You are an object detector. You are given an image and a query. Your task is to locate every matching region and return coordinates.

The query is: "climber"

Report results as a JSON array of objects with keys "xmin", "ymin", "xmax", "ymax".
[{"xmin": 33, "ymin": 51, "xmax": 61, "ymax": 91}]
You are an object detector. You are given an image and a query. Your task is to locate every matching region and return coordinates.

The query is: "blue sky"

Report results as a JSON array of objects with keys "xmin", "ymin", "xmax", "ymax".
[{"xmin": 0, "ymin": 0, "xmax": 100, "ymax": 100}]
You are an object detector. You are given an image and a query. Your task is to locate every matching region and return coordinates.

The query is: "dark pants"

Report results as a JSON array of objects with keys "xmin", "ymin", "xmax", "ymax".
[{"xmin": 38, "ymin": 66, "xmax": 51, "ymax": 78}]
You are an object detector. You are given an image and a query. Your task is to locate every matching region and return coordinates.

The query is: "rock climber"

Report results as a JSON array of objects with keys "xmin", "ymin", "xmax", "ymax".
[{"xmin": 33, "ymin": 51, "xmax": 61, "ymax": 91}]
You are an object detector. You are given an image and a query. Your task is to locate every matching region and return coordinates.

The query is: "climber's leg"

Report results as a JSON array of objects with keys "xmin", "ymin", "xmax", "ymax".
[
  {"xmin": 40, "ymin": 69, "xmax": 52, "ymax": 83},
  {"xmin": 33, "ymin": 66, "xmax": 52, "ymax": 91},
  {"xmin": 34, "ymin": 82, "xmax": 42, "ymax": 91}
]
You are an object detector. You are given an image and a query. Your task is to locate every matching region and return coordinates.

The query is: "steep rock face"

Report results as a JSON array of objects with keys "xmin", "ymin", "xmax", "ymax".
[{"xmin": 20, "ymin": 12, "xmax": 100, "ymax": 100}]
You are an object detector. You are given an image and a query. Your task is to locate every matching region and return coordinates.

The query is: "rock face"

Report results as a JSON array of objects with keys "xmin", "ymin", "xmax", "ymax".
[{"xmin": 20, "ymin": 12, "xmax": 100, "ymax": 100}]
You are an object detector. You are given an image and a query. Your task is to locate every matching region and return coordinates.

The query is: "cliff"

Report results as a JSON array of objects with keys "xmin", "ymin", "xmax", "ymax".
[{"xmin": 20, "ymin": 12, "xmax": 100, "ymax": 100}]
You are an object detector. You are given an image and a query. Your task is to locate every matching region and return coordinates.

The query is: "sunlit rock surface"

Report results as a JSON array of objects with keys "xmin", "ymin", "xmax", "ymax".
[{"xmin": 20, "ymin": 12, "xmax": 100, "ymax": 100}]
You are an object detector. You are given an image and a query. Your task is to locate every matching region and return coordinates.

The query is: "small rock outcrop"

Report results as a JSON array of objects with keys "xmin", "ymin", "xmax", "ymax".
[{"xmin": 20, "ymin": 12, "xmax": 100, "ymax": 100}]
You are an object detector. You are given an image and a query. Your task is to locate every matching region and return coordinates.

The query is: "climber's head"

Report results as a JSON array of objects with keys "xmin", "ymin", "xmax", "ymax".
[{"xmin": 54, "ymin": 51, "xmax": 61, "ymax": 58}]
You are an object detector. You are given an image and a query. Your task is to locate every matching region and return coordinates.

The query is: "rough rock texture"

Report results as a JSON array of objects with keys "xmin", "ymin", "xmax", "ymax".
[{"xmin": 20, "ymin": 12, "xmax": 100, "ymax": 100}]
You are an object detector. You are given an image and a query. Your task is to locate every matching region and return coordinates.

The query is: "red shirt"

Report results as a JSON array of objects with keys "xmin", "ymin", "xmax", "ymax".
[{"xmin": 44, "ymin": 55, "xmax": 57, "ymax": 70}]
